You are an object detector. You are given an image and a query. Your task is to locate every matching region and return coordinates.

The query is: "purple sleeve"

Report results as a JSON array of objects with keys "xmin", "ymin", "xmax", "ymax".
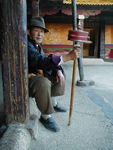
[
  {"xmin": 52, "ymin": 56, "xmax": 63, "ymax": 72},
  {"xmin": 52, "ymin": 55, "xmax": 61, "ymax": 65}
]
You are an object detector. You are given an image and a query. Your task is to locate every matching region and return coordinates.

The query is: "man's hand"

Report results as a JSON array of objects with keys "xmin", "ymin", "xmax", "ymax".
[
  {"xmin": 69, "ymin": 46, "xmax": 81, "ymax": 59},
  {"xmin": 56, "ymin": 70, "xmax": 65, "ymax": 86},
  {"xmin": 62, "ymin": 46, "xmax": 81, "ymax": 62}
]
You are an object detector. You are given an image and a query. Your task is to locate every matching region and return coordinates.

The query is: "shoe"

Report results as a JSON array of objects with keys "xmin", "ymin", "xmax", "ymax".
[
  {"xmin": 54, "ymin": 104, "xmax": 67, "ymax": 112},
  {"xmin": 39, "ymin": 117, "xmax": 60, "ymax": 132}
]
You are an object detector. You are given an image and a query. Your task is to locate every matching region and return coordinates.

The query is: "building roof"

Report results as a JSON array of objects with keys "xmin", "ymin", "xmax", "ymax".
[{"xmin": 63, "ymin": 0, "xmax": 113, "ymax": 5}]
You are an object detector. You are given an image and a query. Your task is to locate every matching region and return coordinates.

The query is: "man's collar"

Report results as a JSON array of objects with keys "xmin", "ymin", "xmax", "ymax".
[
  {"xmin": 28, "ymin": 36, "xmax": 36, "ymax": 45},
  {"xmin": 36, "ymin": 44, "xmax": 38, "ymax": 47}
]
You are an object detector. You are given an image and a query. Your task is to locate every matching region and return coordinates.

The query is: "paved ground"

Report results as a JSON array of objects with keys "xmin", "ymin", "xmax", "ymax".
[{"xmin": 29, "ymin": 59, "xmax": 113, "ymax": 150}]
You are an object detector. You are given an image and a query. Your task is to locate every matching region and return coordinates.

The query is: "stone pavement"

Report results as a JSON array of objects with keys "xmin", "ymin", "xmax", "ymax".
[
  {"xmin": 0, "ymin": 58, "xmax": 113, "ymax": 150},
  {"xmin": 29, "ymin": 58, "xmax": 113, "ymax": 150}
]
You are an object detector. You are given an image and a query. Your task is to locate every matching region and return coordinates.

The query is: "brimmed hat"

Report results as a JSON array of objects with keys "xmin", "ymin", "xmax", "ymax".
[{"xmin": 30, "ymin": 16, "xmax": 49, "ymax": 32}]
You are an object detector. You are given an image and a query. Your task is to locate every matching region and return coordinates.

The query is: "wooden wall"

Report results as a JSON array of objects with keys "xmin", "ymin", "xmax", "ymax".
[
  {"xmin": 105, "ymin": 25, "xmax": 113, "ymax": 44},
  {"xmin": 42, "ymin": 23, "xmax": 90, "ymax": 56},
  {"xmin": 43, "ymin": 23, "xmax": 73, "ymax": 45},
  {"xmin": 105, "ymin": 25, "xmax": 113, "ymax": 58}
]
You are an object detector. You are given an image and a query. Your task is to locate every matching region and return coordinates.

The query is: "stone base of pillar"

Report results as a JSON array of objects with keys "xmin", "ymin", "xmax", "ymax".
[
  {"xmin": 76, "ymin": 80, "xmax": 95, "ymax": 86},
  {"xmin": 0, "ymin": 123, "xmax": 31, "ymax": 150},
  {"xmin": 0, "ymin": 97, "xmax": 39, "ymax": 150}
]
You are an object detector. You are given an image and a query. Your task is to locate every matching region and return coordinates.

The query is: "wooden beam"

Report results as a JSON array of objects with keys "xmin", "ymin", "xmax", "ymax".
[
  {"xmin": 100, "ymin": 21, "xmax": 105, "ymax": 58},
  {"xmin": 1, "ymin": 0, "xmax": 29, "ymax": 124},
  {"xmin": 32, "ymin": 0, "xmax": 40, "ymax": 16}
]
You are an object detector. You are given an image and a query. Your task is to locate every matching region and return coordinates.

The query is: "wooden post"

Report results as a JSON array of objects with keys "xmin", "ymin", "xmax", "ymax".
[
  {"xmin": 100, "ymin": 21, "xmax": 105, "ymax": 59},
  {"xmin": 1, "ymin": 0, "xmax": 29, "ymax": 124},
  {"xmin": 68, "ymin": 0, "xmax": 78, "ymax": 126},
  {"xmin": 76, "ymin": 16, "xmax": 94, "ymax": 87},
  {"xmin": 77, "ymin": 15, "xmax": 85, "ymax": 81},
  {"xmin": 32, "ymin": 0, "xmax": 40, "ymax": 17}
]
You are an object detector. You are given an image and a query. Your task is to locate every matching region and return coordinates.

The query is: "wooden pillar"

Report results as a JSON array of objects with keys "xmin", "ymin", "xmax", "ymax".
[
  {"xmin": 32, "ymin": 0, "xmax": 40, "ymax": 17},
  {"xmin": 77, "ymin": 15, "xmax": 85, "ymax": 81},
  {"xmin": 1, "ymin": 0, "xmax": 29, "ymax": 124},
  {"xmin": 94, "ymin": 27, "xmax": 99, "ymax": 58},
  {"xmin": 100, "ymin": 21, "xmax": 105, "ymax": 58}
]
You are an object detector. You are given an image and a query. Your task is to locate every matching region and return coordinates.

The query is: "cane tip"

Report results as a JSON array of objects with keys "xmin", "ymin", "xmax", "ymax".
[
  {"xmin": 68, "ymin": 123, "xmax": 70, "ymax": 126},
  {"xmin": 68, "ymin": 120, "xmax": 71, "ymax": 126}
]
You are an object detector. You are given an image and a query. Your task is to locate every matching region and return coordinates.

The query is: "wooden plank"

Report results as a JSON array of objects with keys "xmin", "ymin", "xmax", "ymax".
[
  {"xmin": 43, "ymin": 23, "xmax": 73, "ymax": 45},
  {"xmin": 111, "ymin": 25, "xmax": 113, "ymax": 44},
  {"xmin": 32, "ymin": 0, "xmax": 40, "ymax": 16},
  {"xmin": 105, "ymin": 25, "xmax": 111, "ymax": 44},
  {"xmin": 1, "ymin": 0, "xmax": 29, "ymax": 123},
  {"xmin": 100, "ymin": 21, "xmax": 105, "ymax": 58}
]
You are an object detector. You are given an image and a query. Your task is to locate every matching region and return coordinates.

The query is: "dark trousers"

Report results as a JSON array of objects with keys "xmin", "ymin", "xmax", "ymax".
[{"xmin": 29, "ymin": 74, "xmax": 65, "ymax": 114}]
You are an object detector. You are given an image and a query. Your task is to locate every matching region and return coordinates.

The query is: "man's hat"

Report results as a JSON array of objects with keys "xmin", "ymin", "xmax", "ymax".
[{"xmin": 30, "ymin": 16, "xmax": 49, "ymax": 32}]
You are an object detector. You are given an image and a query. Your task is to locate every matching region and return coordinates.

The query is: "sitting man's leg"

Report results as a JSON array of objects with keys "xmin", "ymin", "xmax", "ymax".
[
  {"xmin": 51, "ymin": 75, "xmax": 67, "ymax": 112},
  {"xmin": 51, "ymin": 97, "xmax": 67, "ymax": 112},
  {"xmin": 29, "ymin": 74, "xmax": 60, "ymax": 132}
]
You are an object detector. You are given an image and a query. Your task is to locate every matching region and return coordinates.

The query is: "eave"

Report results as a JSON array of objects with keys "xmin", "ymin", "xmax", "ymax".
[{"xmin": 63, "ymin": 0, "xmax": 113, "ymax": 5}]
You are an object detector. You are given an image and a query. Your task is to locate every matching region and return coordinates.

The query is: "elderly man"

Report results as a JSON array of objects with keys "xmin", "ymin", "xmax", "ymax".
[{"xmin": 28, "ymin": 16, "xmax": 80, "ymax": 132}]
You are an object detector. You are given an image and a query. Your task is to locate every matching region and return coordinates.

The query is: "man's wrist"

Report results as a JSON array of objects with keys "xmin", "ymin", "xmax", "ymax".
[
  {"xmin": 59, "ymin": 56, "xmax": 64, "ymax": 65},
  {"xmin": 62, "ymin": 54, "xmax": 70, "ymax": 62}
]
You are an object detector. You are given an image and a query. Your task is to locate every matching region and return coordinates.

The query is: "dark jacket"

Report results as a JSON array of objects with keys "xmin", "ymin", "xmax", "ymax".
[{"xmin": 28, "ymin": 40, "xmax": 63, "ymax": 77}]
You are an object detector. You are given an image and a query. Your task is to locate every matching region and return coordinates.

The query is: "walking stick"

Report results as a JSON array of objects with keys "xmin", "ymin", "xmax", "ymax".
[
  {"xmin": 68, "ymin": 0, "xmax": 90, "ymax": 125},
  {"xmin": 68, "ymin": 0, "xmax": 78, "ymax": 126}
]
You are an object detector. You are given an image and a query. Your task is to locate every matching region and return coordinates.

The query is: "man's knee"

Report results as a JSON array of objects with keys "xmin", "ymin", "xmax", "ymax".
[
  {"xmin": 40, "ymin": 77, "xmax": 51, "ymax": 90},
  {"xmin": 29, "ymin": 75, "xmax": 51, "ymax": 96}
]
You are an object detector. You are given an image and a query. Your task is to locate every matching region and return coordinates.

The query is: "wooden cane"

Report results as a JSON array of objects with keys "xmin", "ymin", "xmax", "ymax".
[
  {"xmin": 68, "ymin": 0, "xmax": 91, "ymax": 126},
  {"xmin": 68, "ymin": 0, "xmax": 78, "ymax": 126},
  {"xmin": 68, "ymin": 59, "xmax": 77, "ymax": 125}
]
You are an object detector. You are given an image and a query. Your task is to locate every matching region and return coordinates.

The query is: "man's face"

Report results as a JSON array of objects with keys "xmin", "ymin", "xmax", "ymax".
[{"xmin": 30, "ymin": 27, "xmax": 45, "ymax": 44}]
